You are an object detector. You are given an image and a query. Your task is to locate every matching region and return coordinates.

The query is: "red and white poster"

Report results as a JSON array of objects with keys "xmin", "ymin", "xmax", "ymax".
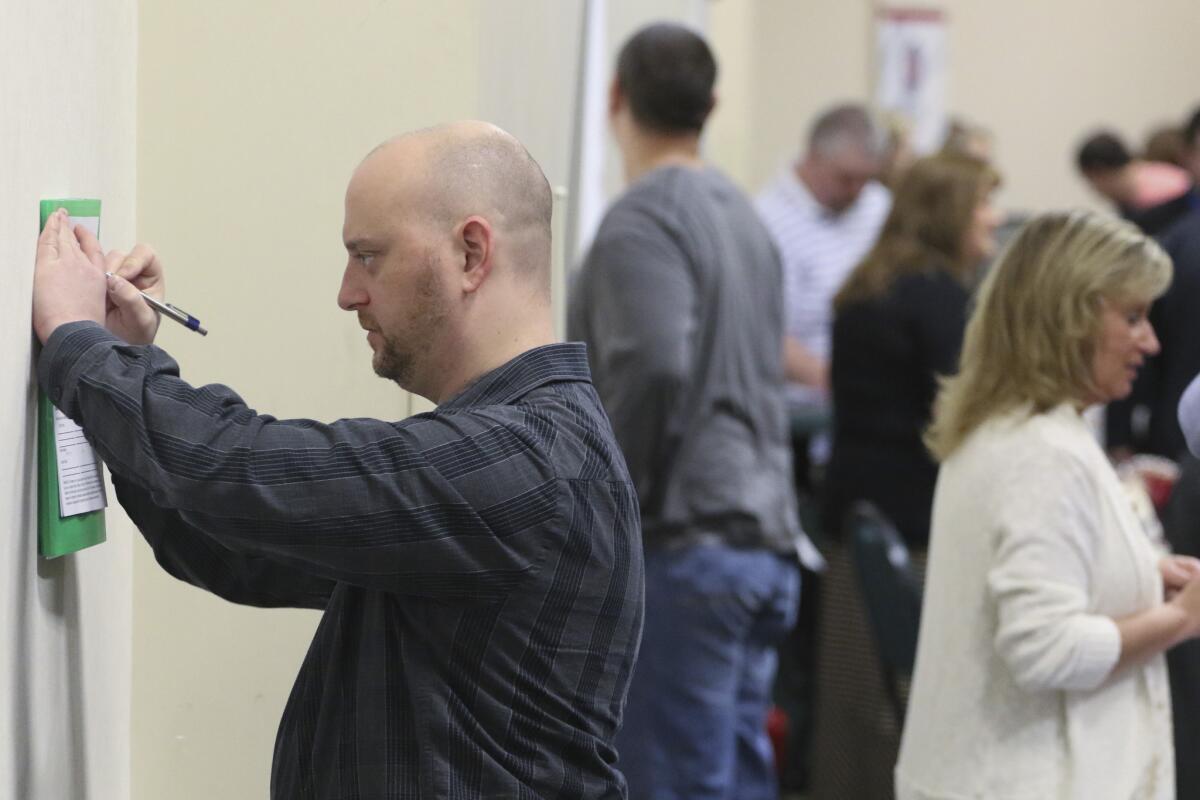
[{"xmin": 875, "ymin": 7, "xmax": 947, "ymax": 154}]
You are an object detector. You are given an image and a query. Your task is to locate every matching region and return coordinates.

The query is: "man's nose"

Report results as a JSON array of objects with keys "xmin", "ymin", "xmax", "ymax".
[{"xmin": 337, "ymin": 267, "xmax": 367, "ymax": 311}]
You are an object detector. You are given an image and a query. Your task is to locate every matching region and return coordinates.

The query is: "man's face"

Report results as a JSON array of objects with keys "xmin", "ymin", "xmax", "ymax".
[
  {"xmin": 1082, "ymin": 169, "xmax": 1125, "ymax": 206},
  {"xmin": 806, "ymin": 145, "xmax": 878, "ymax": 214},
  {"xmin": 338, "ymin": 159, "xmax": 452, "ymax": 391}
]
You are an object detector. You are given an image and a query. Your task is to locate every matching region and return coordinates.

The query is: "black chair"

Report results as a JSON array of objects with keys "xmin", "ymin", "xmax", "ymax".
[{"xmin": 846, "ymin": 501, "xmax": 923, "ymax": 726}]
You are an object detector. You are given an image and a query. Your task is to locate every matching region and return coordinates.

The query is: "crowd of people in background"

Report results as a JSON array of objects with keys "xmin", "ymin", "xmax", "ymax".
[
  {"xmin": 782, "ymin": 87, "xmax": 1200, "ymax": 800},
  {"xmin": 571, "ymin": 19, "xmax": 1200, "ymax": 800}
]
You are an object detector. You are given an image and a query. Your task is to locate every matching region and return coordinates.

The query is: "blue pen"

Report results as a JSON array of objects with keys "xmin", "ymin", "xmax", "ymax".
[{"xmin": 105, "ymin": 272, "xmax": 208, "ymax": 336}]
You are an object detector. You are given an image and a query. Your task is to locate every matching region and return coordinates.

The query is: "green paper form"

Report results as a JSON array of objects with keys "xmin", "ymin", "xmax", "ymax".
[{"xmin": 37, "ymin": 199, "xmax": 107, "ymax": 558}]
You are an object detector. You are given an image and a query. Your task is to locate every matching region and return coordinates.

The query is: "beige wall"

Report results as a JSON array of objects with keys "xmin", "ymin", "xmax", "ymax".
[
  {"xmin": 1, "ymin": 2, "xmax": 137, "ymax": 799},
  {"xmin": 707, "ymin": 0, "xmax": 1200, "ymax": 215},
  {"xmin": 708, "ymin": 0, "xmax": 874, "ymax": 193},
  {"xmin": 134, "ymin": 2, "xmax": 484, "ymax": 797}
]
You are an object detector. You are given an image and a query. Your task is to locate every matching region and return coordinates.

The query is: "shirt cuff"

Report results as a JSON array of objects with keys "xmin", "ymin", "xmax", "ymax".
[
  {"xmin": 37, "ymin": 321, "xmax": 122, "ymax": 418},
  {"xmin": 1069, "ymin": 615, "xmax": 1122, "ymax": 691}
]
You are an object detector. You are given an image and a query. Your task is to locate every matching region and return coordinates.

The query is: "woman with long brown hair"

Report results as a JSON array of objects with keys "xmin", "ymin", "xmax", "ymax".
[
  {"xmin": 810, "ymin": 152, "xmax": 1000, "ymax": 799},
  {"xmin": 824, "ymin": 153, "xmax": 1001, "ymax": 542}
]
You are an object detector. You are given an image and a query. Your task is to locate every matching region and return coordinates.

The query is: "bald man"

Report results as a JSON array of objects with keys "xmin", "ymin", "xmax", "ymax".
[{"xmin": 32, "ymin": 122, "xmax": 643, "ymax": 800}]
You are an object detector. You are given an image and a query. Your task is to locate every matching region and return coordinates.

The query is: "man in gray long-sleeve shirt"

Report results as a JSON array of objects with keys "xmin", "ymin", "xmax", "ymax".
[
  {"xmin": 33, "ymin": 122, "xmax": 643, "ymax": 799},
  {"xmin": 568, "ymin": 24, "xmax": 802, "ymax": 800}
]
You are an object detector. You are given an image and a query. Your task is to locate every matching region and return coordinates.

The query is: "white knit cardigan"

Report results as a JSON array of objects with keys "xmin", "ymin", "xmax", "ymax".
[{"xmin": 896, "ymin": 404, "xmax": 1174, "ymax": 800}]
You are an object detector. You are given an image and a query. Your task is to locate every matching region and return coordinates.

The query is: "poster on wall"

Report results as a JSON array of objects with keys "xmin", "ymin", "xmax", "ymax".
[{"xmin": 875, "ymin": 7, "xmax": 947, "ymax": 154}]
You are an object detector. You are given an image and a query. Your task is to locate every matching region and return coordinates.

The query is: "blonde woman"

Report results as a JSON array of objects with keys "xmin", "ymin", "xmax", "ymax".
[{"xmin": 896, "ymin": 210, "xmax": 1200, "ymax": 799}]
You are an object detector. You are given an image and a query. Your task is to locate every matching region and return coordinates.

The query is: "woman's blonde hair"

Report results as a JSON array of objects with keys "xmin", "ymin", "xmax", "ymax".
[
  {"xmin": 834, "ymin": 153, "xmax": 999, "ymax": 310},
  {"xmin": 926, "ymin": 210, "xmax": 1172, "ymax": 461}
]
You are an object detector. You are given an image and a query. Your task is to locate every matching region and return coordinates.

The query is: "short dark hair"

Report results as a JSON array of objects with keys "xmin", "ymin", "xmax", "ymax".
[
  {"xmin": 1184, "ymin": 105, "xmax": 1200, "ymax": 151},
  {"xmin": 1076, "ymin": 131, "xmax": 1131, "ymax": 174},
  {"xmin": 615, "ymin": 23, "xmax": 716, "ymax": 135}
]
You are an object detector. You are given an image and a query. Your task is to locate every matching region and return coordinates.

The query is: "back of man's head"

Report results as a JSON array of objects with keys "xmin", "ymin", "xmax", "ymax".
[
  {"xmin": 1076, "ymin": 131, "xmax": 1132, "ymax": 176},
  {"xmin": 1185, "ymin": 106, "xmax": 1200, "ymax": 153},
  {"xmin": 371, "ymin": 122, "xmax": 554, "ymax": 286},
  {"xmin": 615, "ymin": 23, "xmax": 716, "ymax": 135},
  {"xmin": 807, "ymin": 104, "xmax": 885, "ymax": 161},
  {"xmin": 426, "ymin": 124, "xmax": 553, "ymax": 279}
]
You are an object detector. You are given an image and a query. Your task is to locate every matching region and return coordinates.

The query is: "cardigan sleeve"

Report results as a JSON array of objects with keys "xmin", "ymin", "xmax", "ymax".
[{"xmin": 986, "ymin": 446, "xmax": 1123, "ymax": 693}]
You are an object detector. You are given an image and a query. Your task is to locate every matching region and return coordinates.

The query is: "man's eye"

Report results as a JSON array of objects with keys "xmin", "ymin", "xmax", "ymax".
[{"xmin": 357, "ymin": 253, "xmax": 375, "ymax": 266}]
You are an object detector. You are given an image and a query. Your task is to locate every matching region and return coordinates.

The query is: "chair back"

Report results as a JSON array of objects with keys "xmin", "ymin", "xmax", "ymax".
[{"xmin": 847, "ymin": 501, "xmax": 922, "ymax": 678}]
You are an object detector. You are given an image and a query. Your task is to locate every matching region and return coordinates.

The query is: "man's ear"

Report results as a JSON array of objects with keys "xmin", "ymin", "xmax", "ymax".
[
  {"xmin": 608, "ymin": 78, "xmax": 622, "ymax": 118},
  {"xmin": 459, "ymin": 215, "xmax": 493, "ymax": 293}
]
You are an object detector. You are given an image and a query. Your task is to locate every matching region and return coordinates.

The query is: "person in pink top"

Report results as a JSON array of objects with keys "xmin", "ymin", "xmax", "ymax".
[{"xmin": 1077, "ymin": 129, "xmax": 1198, "ymax": 236}]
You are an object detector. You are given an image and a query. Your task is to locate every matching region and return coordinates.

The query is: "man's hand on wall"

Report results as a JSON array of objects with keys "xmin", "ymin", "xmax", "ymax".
[{"xmin": 32, "ymin": 208, "xmax": 106, "ymax": 344}]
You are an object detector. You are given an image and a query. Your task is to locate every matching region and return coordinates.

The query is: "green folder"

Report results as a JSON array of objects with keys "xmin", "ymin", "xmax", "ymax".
[{"xmin": 37, "ymin": 198, "xmax": 107, "ymax": 558}]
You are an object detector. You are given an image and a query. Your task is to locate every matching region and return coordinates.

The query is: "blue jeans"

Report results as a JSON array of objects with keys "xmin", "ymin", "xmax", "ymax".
[{"xmin": 616, "ymin": 543, "xmax": 801, "ymax": 800}]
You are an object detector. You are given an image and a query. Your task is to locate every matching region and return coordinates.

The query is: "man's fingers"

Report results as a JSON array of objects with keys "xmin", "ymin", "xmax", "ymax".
[
  {"xmin": 76, "ymin": 225, "xmax": 106, "ymax": 271},
  {"xmin": 117, "ymin": 248, "xmax": 149, "ymax": 280},
  {"xmin": 107, "ymin": 273, "xmax": 152, "ymax": 317},
  {"xmin": 36, "ymin": 209, "xmax": 63, "ymax": 259},
  {"xmin": 56, "ymin": 209, "xmax": 82, "ymax": 258},
  {"xmin": 105, "ymin": 248, "xmax": 128, "ymax": 275},
  {"xmin": 106, "ymin": 272, "xmax": 160, "ymax": 344},
  {"xmin": 115, "ymin": 244, "xmax": 164, "ymax": 293}
]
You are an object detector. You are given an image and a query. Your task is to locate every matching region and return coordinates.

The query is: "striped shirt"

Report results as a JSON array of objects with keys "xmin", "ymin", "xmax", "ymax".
[
  {"xmin": 39, "ymin": 322, "xmax": 644, "ymax": 800},
  {"xmin": 756, "ymin": 169, "xmax": 890, "ymax": 405}
]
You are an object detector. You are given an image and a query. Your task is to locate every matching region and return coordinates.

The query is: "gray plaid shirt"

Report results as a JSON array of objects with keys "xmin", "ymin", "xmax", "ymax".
[{"xmin": 39, "ymin": 322, "xmax": 643, "ymax": 799}]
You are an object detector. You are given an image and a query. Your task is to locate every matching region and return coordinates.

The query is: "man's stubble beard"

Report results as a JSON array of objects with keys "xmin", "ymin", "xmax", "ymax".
[{"xmin": 372, "ymin": 255, "xmax": 450, "ymax": 390}]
